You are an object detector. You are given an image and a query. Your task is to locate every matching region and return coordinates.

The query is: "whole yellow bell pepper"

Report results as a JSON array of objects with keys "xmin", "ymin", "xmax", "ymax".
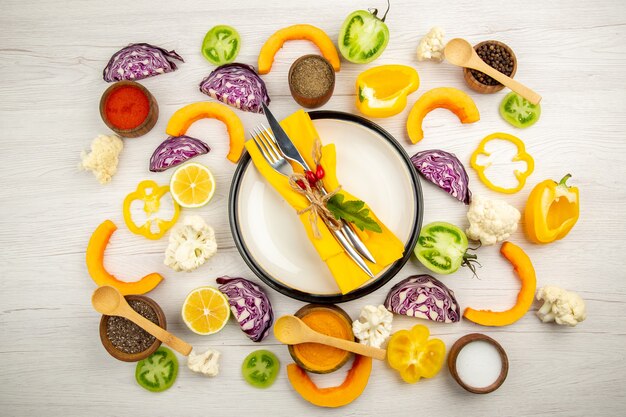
[
  {"xmin": 355, "ymin": 65, "xmax": 419, "ymax": 118},
  {"xmin": 525, "ymin": 174, "xmax": 580, "ymax": 244},
  {"xmin": 123, "ymin": 180, "xmax": 180, "ymax": 240},
  {"xmin": 470, "ymin": 132, "xmax": 534, "ymax": 194},
  {"xmin": 386, "ymin": 324, "xmax": 446, "ymax": 383}
]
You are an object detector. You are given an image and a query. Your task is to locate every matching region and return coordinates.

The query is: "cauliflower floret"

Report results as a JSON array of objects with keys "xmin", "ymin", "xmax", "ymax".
[
  {"xmin": 352, "ymin": 305, "xmax": 393, "ymax": 348},
  {"xmin": 417, "ymin": 27, "xmax": 445, "ymax": 62},
  {"xmin": 164, "ymin": 215, "xmax": 217, "ymax": 272},
  {"xmin": 536, "ymin": 286, "xmax": 586, "ymax": 327},
  {"xmin": 466, "ymin": 195, "xmax": 520, "ymax": 245},
  {"xmin": 79, "ymin": 134, "xmax": 123, "ymax": 184},
  {"xmin": 187, "ymin": 348, "xmax": 221, "ymax": 377}
]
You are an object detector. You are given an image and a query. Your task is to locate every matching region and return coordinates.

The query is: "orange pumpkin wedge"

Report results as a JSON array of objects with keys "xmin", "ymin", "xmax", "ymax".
[
  {"xmin": 258, "ymin": 24, "xmax": 341, "ymax": 74},
  {"xmin": 165, "ymin": 102, "xmax": 245, "ymax": 163},
  {"xmin": 287, "ymin": 355, "xmax": 372, "ymax": 408},
  {"xmin": 406, "ymin": 87, "xmax": 480, "ymax": 144},
  {"xmin": 463, "ymin": 241, "xmax": 536, "ymax": 326},
  {"xmin": 86, "ymin": 220, "xmax": 163, "ymax": 295}
]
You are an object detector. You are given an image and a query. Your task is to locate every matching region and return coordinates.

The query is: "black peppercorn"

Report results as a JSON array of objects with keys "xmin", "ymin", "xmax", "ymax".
[{"xmin": 470, "ymin": 42, "xmax": 514, "ymax": 86}]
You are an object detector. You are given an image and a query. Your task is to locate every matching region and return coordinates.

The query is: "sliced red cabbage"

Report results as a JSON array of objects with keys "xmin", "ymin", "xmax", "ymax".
[
  {"xmin": 103, "ymin": 43, "xmax": 184, "ymax": 82},
  {"xmin": 149, "ymin": 135, "xmax": 210, "ymax": 172},
  {"xmin": 216, "ymin": 276, "xmax": 273, "ymax": 342},
  {"xmin": 384, "ymin": 275, "xmax": 461, "ymax": 323},
  {"xmin": 410, "ymin": 149, "xmax": 471, "ymax": 205},
  {"xmin": 199, "ymin": 63, "xmax": 270, "ymax": 113}
]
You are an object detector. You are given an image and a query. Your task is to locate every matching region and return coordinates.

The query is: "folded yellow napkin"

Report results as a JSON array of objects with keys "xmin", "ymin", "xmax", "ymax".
[{"xmin": 245, "ymin": 110, "xmax": 405, "ymax": 294}]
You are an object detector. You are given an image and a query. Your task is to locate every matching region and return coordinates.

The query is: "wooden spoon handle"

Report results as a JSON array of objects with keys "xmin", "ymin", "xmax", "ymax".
[
  {"xmin": 125, "ymin": 310, "xmax": 193, "ymax": 356},
  {"xmin": 472, "ymin": 60, "xmax": 542, "ymax": 105},
  {"xmin": 311, "ymin": 333, "xmax": 387, "ymax": 361}
]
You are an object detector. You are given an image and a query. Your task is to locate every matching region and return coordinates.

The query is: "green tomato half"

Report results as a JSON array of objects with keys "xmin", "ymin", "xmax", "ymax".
[
  {"xmin": 338, "ymin": 10, "xmax": 390, "ymax": 64},
  {"xmin": 499, "ymin": 92, "xmax": 541, "ymax": 128},
  {"xmin": 414, "ymin": 221, "xmax": 469, "ymax": 275},
  {"xmin": 242, "ymin": 350, "xmax": 279, "ymax": 389},
  {"xmin": 201, "ymin": 25, "xmax": 241, "ymax": 65},
  {"xmin": 135, "ymin": 347, "xmax": 179, "ymax": 392}
]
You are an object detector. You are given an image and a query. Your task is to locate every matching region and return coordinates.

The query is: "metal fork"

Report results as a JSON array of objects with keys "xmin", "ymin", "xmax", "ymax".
[{"xmin": 251, "ymin": 125, "xmax": 375, "ymax": 279}]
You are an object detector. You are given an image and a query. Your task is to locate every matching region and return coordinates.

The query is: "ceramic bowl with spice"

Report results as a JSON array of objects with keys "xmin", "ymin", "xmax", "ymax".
[
  {"xmin": 99, "ymin": 294, "xmax": 166, "ymax": 362},
  {"xmin": 99, "ymin": 80, "xmax": 159, "ymax": 138},
  {"xmin": 288, "ymin": 55, "xmax": 335, "ymax": 108},
  {"xmin": 463, "ymin": 41, "xmax": 517, "ymax": 94}
]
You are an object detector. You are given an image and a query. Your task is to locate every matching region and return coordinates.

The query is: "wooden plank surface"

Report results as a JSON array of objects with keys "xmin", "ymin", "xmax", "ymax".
[{"xmin": 1, "ymin": 0, "xmax": 625, "ymax": 415}]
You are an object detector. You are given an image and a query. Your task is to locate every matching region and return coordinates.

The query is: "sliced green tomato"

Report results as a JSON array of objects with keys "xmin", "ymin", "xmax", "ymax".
[
  {"xmin": 414, "ymin": 221, "xmax": 468, "ymax": 274},
  {"xmin": 338, "ymin": 10, "xmax": 389, "ymax": 64},
  {"xmin": 135, "ymin": 347, "xmax": 179, "ymax": 392},
  {"xmin": 201, "ymin": 25, "xmax": 241, "ymax": 65},
  {"xmin": 242, "ymin": 350, "xmax": 279, "ymax": 389},
  {"xmin": 499, "ymin": 92, "xmax": 541, "ymax": 128}
]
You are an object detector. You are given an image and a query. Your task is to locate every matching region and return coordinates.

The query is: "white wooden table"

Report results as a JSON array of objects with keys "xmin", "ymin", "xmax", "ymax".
[{"xmin": 1, "ymin": 0, "xmax": 625, "ymax": 415}]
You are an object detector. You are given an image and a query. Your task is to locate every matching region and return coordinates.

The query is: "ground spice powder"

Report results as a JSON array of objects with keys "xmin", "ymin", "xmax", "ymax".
[
  {"xmin": 106, "ymin": 299, "xmax": 158, "ymax": 354},
  {"xmin": 290, "ymin": 56, "xmax": 334, "ymax": 99},
  {"xmin": 104, "ymin": 85, "xmax": 149, "ymax": 130}
]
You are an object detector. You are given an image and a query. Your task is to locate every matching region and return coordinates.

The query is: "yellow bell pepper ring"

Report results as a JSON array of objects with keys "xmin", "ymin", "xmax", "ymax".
[
  {"xmin": 524, "ymin": 174, "xmax": 580, "ymax": 244},
  {"xmin": 386, "ymin": 324, "xmax": 446, "ymax": 383},
  {"xmin": 355, "ymin": 65, "xmax": 419, "ymax": 118},
  {"xmin": 123, "ymin": 180, "xmax": 180, "ymax": 240},
  {"xmin": 470, "ymin": 132, "xmax": 534, "ymax": 194}
]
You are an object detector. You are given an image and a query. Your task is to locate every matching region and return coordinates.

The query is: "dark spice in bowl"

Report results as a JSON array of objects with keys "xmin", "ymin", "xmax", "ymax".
[
  {"xmin": 106, "ymin": 299, "xmax": 158, "ymax": 354},
  {"xmin": 470, "ymin": 42, "xmax": 514, "ymax": 86},
  {"xmin": 290, "ymin": 56, "xmax": 334, "ymax": 98}
]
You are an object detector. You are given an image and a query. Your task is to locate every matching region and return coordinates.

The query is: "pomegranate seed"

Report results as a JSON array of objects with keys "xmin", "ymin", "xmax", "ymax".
[
  {"xmin": 305, "ymin": 170, "xmax": 317, "ymax": 185},
  {"xmin": 315, "ymin": 164, "xmax": 325, "ymax": 180}
]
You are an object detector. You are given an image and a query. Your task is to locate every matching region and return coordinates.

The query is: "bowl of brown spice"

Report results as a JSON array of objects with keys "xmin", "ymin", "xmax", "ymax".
[
  {"xmin": 99, "ymin": 294, "xmax": 166, "ymax": 362},
  {"xmin": 463, "ymin": 40, "xmax": 517, "ymax": 94},
  {"xmin": 288, "ymin": 54, "xmax": 335, "ymax": 108}
]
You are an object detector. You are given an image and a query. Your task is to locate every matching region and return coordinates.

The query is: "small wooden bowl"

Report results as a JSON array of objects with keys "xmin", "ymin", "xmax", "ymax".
[
  {"xmin": 288, "ymin": 55, "xmax": 335, "ymax": 108},
  {"xmin": 463, "ymin": 40, "xmax": 517, "ymax": 94},
  {"xmin": 99, "ymin": 294, "xmax": 166, "ymax": 362},
  {"xmin": 447, "ymin": 333, "xmax": 509, "ymax": 394},
  {"xmin": 99, "ymin": 81, "xmax": 159, "ymax": 138}
]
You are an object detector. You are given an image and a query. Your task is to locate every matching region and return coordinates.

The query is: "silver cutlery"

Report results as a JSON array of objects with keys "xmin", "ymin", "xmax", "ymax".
[
  {"xmin": 261, "ymin": 103, "xmax": 377, "ymax": 264},
  {"xmin": 251, "ymin": 125, "xmax": 375, "ymax": 279}
]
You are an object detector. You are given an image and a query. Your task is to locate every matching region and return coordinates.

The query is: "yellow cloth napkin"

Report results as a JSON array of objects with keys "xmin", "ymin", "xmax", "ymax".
[{"xmin": 245, "ymin": 110, "xmax": 405, "ymax": 294}]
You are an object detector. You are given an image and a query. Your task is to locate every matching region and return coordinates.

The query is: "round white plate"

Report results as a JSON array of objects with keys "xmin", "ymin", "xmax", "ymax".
[{"xmin": 229, "ymin": 111, "xmax": 422, "ymax": 303}]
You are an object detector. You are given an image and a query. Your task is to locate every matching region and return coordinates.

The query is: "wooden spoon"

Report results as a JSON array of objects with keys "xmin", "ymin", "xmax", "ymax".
[
  {"xmin": 444, "ymin": 38, "xmax": 542, "ymax": 104},
  {"xmin": 274, "ymin": 315, "xmax": 387, "ymax": 361},
  {"xmin": 92, "ymin": 286, "xmax": 192, "ymax": 356}
]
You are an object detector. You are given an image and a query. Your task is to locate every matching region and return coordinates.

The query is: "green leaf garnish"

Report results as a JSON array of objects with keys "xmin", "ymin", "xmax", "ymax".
[{"xmin": 326, "ymin": 194, "xmax": 382, "ymax": 233}]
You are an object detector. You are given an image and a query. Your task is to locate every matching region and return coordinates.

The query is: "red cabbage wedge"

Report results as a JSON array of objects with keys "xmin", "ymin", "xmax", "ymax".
[
  {"xmin": 149, "ymin": 135, "xmax": 210, "ymax": 172},
  {"xmin": 217, "ymin": 276, "xmax": 274, "ymax": 342},
  {"xmin": 199, "ymin": 63, "xmax": 270, "ymax": 113},
  {"xmin": 384, "ymin": 275, "xmax": 461, "ymax": 323},
  {"xmin": 411, "ymin": 149, "xmax": 471, "ymax": 205},
  {"xmin": 103, "ymin": 43, "xmax": 184, "ymax": 82}
]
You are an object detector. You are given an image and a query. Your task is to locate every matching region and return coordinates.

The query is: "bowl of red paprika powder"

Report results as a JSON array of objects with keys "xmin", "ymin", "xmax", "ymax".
[{"xmin": 99, "ymin": 81, "xmax": 158, "ymax": 138}]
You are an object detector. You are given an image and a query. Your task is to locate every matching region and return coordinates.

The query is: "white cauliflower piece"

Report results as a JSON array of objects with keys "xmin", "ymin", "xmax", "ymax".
[
  {"xmin": 417, "ymin": 27, "xmax": 445, "ymax": 62},
  {"xmin": 352, "ymin": 305, "xmax": 393, "ymax": 348},
  {"xmin": 466, "ymin": 195, "xmax": 520, "ymax": 245},
  {"xmin": 79, "ymin": 134, "xmax": 123, "ymax": 184},
  {"xmin": 164, "ymin": 215, "xmax": 217, "ymax": 272},
  {"xmin": 187, "ymin": 348, "xmax": 221, "ymax": 377},
  {"xmin": 536, "ymin": 286, "xmax": 586, "ymax": 327}
]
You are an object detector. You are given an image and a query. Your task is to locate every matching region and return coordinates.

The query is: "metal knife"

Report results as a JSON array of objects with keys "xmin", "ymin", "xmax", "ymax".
[{"xmin": 262, "ymin": 103, "xmax": 377, "ymax": 264}]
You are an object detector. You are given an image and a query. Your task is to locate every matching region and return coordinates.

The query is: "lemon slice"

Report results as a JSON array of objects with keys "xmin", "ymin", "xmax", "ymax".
[
  {"xmin": 170, "ymin": 162, "xmax": 216, "ymax": 208},
  {"xmin": 181, "ymin": 286, "xmax": 230, "ymax": 335}
]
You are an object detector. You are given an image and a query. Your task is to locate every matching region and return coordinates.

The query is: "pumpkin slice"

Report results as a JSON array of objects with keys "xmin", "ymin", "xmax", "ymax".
[
  {"xmin": 258, "ymin": 24, "xmax": 341, "ymax": 74},
  {"xmin": 86, "ymin": 220, "xmax": 163, "ymax": 295},
  {"xmin": 406, "ymin": 87, "xmax": 480, "ymax": 144},
  {"xmin": 165, "ymin": 102, "xmax": 245, "ymax": 163},
  {"xmin": 287, "ymin": 355, "xmax": 372, "ymax": 408},
  {"xmin": 288, "ymin": 304, "xmax": 354, "ymax": 374}
]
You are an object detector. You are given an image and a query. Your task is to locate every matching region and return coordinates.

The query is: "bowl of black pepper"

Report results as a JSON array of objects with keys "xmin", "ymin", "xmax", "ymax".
[
  {"xmin": 99, "ymin": 295, "xmax": 166, "ymax": 362},
  {"xmin": 463, "ymin": 40, "xmax": 517, "ymax": 93},
  {"xmin": 288, "ymin": 54, "xmax": 336, "ymax": 108}
]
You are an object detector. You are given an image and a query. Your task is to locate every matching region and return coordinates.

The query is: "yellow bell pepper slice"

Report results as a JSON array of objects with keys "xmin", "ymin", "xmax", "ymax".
[
  {"xmin": 524, "ymin": 174, "xmax": 580, "ymax": 244},
  {"xmin": 386, "ymin": 324, "xmax": 446, "ymax": 383},
  {"xmin": 122, "ymin": 180, "xmax": 180, "ymax": 240},
  {"xmin": 355, "ymin": 65, "xmax": 419, "ymax": 118},
  {"xmin": 470, "ymin": 132, "xmax": 534, "ymax": 194}
]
